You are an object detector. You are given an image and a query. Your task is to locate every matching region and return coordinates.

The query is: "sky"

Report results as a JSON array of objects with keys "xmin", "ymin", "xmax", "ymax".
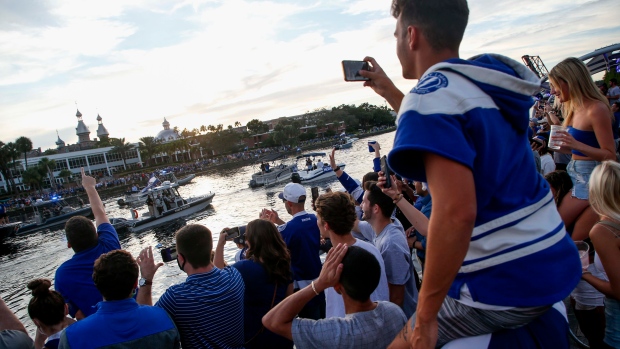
[{"xmin": 1, "ymin": 0, "xmax": 618, "ymax": 151}]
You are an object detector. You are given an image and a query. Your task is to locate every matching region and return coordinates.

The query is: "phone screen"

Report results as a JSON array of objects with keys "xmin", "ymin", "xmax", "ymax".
[
  {"xmin": 161, "ymin": 246, "xmax": 178, "ymax": 262},
  {"xmin": 380, "ymin": 155, "xmax": 392, "ymax": 188},
  {"xmin": 226, "ymin": 227, "xmax": 241, "ymax": 241},
  {"xmin": 342, "ymin": 60, "xmax": 370, "ymax": 81}
]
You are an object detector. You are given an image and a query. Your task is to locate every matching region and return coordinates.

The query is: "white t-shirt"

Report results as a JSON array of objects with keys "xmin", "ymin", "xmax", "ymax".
[
  {"xmin": 325, "ymin": 239, "xmax": 390, "ymax": 318},
  {"xmin": 540, "ymin": 154, "xmax": 555, "ymax": 175}
]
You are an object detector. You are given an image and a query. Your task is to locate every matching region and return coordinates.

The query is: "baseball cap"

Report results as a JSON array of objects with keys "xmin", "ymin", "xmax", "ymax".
[{"xmin": 278, "ymin": 183, "xmax": 306, "ymax": 203}]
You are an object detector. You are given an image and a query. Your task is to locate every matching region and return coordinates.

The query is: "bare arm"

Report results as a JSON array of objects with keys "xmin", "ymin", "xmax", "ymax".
[
  {"xmin": 263, "ymin": 244, "xmax": 347, "ymax": 340},
  {"xmin": 379, "ymin": 175, "xmax": 429, "ymax": 236},
  {"xmin": 391, "ymin": 154, "xmax": 477, "ymax": 349},
  {"xmin": 214, "ymin": 230, "xmax": 228, "ymax": 269},
  {"xmin": 80, "ymin": 168, "xmax": 109, "ymax": 225},
  {"xmin": 553, "ymin": 104, "xmax": 616, "ymax": 161},
  {"xmin": 582, "ymin": 225, "xmax": 620, "ymax": 299},
  {"xmin": 329, "ymin": 148, "xmax": 344, "ymax": 177},
  {"xmin": 136, "ymin": 246, "xmax": 163, "ymax": 306},
  {"xmin": 0, "ymin": 297, "xmax": 27, "ymax": 333},
  {"xmin": 360, "ymin": 57, "xmax": 405, "ymax": 113}
]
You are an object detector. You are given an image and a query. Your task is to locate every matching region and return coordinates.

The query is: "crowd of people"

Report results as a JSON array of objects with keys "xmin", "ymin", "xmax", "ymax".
[{"xmin": 1, "ymin": 0, "xmax": 620, "ymax": 348}]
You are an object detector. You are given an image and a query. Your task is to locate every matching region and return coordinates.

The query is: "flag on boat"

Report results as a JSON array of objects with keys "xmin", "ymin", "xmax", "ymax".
[{"xmin": 141, "ymin": 177, "xmax": 160, "ymax": 193}]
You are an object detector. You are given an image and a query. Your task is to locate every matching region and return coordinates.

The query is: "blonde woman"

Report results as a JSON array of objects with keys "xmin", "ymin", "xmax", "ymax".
[
  {"xmin": 549, "ymin": 57, "xmax": 616, "ymax": 241},
  {"xmin": 581, "ymin": 161, "xmax": 620, "ymax": 348}
]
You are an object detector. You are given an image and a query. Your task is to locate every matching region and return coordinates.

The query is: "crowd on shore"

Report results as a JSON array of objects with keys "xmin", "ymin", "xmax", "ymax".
[{"xmin": 2, "ymin": 1, "xmax": 620, "ymax": 349}]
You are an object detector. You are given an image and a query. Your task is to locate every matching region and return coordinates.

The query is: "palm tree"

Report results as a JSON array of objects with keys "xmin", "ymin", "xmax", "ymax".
[
  {"xmin": 175, "ymin": 138, "xmax": 192, "ymax": 161},
  {"xmin": 15, "ymin": 136, "xmax": 33, "ymax": 168},
  {"xmin": 58, "ymin": 169, "xmax": 73, "ymax": 185},
  {"xmin": 111, "ymin": 138, "xmax": 135, "ymax": 170},
  {"xmin": 38, "ymin": 157, "xmax": 57, "ymax": 189},
  {"xmin": 0, "ymin": 141, "xmax": 20, "ymax": 194},
  {"xmin": 22, "ymin": 167, "xmax": 43, "ymax": 193},
  {"xmin": 139, "ymin": 136, "xmax": 158, "ymax": 166},
  {"xmin": 234, "ymin": 121, "xmax": 241, "ymax": 127},
  {"xmin": 200, "ymin": 125, "xmax": 207, "ymax": 134}
]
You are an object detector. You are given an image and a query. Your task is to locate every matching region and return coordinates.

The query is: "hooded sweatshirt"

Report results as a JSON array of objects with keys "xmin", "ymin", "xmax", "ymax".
[{"xmin": 388, "ymin": 54, "xmax": 581, "ymax": 308}]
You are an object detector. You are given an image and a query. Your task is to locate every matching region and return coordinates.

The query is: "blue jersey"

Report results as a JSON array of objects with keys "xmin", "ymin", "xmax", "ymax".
[
  {"xmin": 389, "ymin": 54, "xmax": 581, "ymax": 307},
  {"xmin": 277, "ymin": 211, "xmax": 322, "ymax": 283},
  {"xmin": 59, "ymin": 299, "xmax": 179, "ymax": 349},
  {"xmin": 55, "ymin": 223, "xmax": 121, "ymax": 317}
]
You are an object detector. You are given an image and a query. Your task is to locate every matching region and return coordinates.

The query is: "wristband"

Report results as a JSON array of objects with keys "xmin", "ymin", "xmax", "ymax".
[
  {"xmin": 311, "ymin": 281, "xmax": 320, "ymax": 295},
  {"xmin": 334, "ymin": 166, "xmax": 340, "ymax": 172}
]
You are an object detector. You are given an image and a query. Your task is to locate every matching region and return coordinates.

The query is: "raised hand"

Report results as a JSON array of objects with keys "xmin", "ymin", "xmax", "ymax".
[
  {"xmin": 81, "ymin": 167, "xmax": 96, "ymax": 189},
  {"xmin": 136, "ymin": 246, "xmax": 163, "ymax": 281}
]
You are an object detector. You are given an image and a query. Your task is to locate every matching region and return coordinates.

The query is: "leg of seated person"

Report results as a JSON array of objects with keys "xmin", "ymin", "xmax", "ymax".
[
  {"xmin": 395, "ymin": 296, "xmax": 551, "ymax": 348},
  {"xmin": 557, "ymin": 193, "xmax": 590, "ymax": 229},
  {"xmin": 571, "ymin": 206, "xmax": 598, "ymax": 241}
]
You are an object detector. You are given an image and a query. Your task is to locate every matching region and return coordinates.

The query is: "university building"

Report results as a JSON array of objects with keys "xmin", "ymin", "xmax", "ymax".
[{"xmin": 0, "ymin": 110, "xmax": 141, "ymax": 193}]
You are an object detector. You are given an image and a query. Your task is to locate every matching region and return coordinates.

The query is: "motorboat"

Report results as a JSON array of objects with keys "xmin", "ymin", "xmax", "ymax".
[
  {"xmin": 294, "ymin": 152, "xmax": 346, "ymax": 184},
  {"xmin": 333, "ymin": 136, "xmax": 358, "ymax": 150},
  {"xmin": 16, "ymin": 198, "xmax": 93, "ymax": 235},
  {"xmin": 124, "ymin": 181, "xmax": 214, "ymax": 233},
  {"xmin": 249, "ymin": 153, "xmax": 293, "ymax": 188},
  {"xmin": 0, "ymin": 222, "xmax": 22, "ymax": 240},
  {"xmin": 117, "ymin": 171, "xmax": 195, "ymax": 206}
]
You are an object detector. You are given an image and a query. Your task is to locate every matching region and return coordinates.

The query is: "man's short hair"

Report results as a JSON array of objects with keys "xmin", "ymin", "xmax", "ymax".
[
  {"xmin": 340, "ymin": 246, "xmax": 381, "ymax": 302},
  {"xmin": 176, "ymin": 224, "xmax": 213, "ymax": 269},
  {"xmin": 391, "ymin": 0, "xmax": 469, "ymax": 52},
  {"xmin": 315, "ymin": 192, "xmax": 357, "ymax": 236},
  {"xmin": 92, "ymin": 250, "xmax": 138, "ymax": 301},
  {"xmin": 364, "ymin": 181, "xmax": 395, "ymax": 218},
  {"xmin": 65, "ymin": 216, "xmax": 98, "ymax": 253}
]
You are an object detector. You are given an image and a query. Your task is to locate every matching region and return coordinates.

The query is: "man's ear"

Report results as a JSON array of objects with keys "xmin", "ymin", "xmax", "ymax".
[
  {"xmin": 67, "ymin": 242, "xmax": 71, "ymax": 249},
  {"xmin": 408, "ymin": 25, "xmax": 419, "ymax": 51},
  {"xmin": 334, "ymin": 282, "xmax": 343, "ymax": 295},
  {"xmin": 64, "ymin": 303, "xmax": 69, "ymax": 317}
]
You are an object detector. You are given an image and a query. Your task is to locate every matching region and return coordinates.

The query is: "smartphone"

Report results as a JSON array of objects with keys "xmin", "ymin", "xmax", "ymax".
[
  {"xmin": 380, "ymin": 155, "xmax": 392, "ymax": 188},
  {"xmin": 161, "ymin": 246, "xmax": 178, "ymax": 262},
  {"xmin": 368, "ymin": 140, "xmax": 376, "ymax": 152},
  {"xmin": 226, "ymin": 227, "xmax": 241, "ymax": 241},
  {"xmin": 311, "ymin": 187, "xmax": 319, "ymax": 204},
  {"xmin": 342, "ymin": 60, "xmax": 370, "ymax": 81}
]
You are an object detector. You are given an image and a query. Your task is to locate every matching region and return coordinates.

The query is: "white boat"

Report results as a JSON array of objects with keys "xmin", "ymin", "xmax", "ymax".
[
  {"xmin": 249, "ymin": 153, "xmax": 294, "ymax": 188},
  {"xmin": 123, "ymin": 181, "xmax": 214, "ymax": 233},
  {"xmin": 293, "ymin": 152, "xmax": 346, "ymax": 184},
  {"xmin": 117, "ymin": 171, "xmax": 195, "ymax": 206},
  {"xmin": 333, "ymin": 136, "xmax": 357, "ymax": 150}
]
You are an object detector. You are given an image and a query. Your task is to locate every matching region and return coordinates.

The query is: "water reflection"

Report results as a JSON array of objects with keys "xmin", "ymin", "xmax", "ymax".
[{"xmin": 0, "ymin": 131, "xmax": 396, "ymax": 336}]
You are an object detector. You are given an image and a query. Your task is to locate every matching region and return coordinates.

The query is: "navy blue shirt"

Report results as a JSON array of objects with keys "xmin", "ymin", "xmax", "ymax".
[
  {"xmin": 277, "ymin": 211, "xmax": 321, "ymax": 283},
  {"xmin": 232, "ymin": 259, "xmax": 293, "ymax": 349},
  {"xmin": 55, "ymin": 223, "xmax": 121, "ymax": 317}
]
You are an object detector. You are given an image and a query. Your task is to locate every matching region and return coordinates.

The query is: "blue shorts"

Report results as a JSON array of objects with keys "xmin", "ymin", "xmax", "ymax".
[{"xmin": 567, "ymin": 160, "xmax": 599, "ymax": 200}]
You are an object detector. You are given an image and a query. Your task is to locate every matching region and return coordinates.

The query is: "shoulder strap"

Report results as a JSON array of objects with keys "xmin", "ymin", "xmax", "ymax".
[{"xmin": 596, "ymin": 220, "xmax": 620, "ymax": 237}]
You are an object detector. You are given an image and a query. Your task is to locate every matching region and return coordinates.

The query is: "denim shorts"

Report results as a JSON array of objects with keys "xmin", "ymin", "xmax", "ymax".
[
  {"xmin": 604, "ymin": 297, "xmax": 620, "ymax": 347},
  {"xmin": 567, "ymin": 160, "xmax": 600, "ymax": 200}
]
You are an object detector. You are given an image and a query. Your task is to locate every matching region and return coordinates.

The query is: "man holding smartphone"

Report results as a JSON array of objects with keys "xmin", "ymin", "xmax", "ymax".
[{"xmin": 359, "ymin": 0, "xmax": 580, "ymax": 348}]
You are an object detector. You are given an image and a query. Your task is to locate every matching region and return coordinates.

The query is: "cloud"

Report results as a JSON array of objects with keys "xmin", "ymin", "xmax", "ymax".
[{"xmin": 0, "ymin": 0, "xmax": 618, "ymax": 151}]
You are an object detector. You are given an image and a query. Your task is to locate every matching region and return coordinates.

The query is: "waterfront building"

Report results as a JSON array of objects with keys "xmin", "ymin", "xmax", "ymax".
[{"xmin": 0, "ymin": 110, "xmax": 141, "ymax": 193}]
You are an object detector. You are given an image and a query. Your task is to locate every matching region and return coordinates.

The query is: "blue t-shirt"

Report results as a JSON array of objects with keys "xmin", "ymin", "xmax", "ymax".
[
  {"xmin": 54, "ymin": 223, "xmax": 121, "ymax": 317},
  {"xmin": 232, "ymin": 259, "xmax": 293, "ymax": 349},
  {"xmin": 277, "ymin": 211, "xmax": 321, "ymax": 283},
  {"xmin": 59, "ymin": 298, "xmax": 179, "ymax": 349},
  {"xmin": 389, "ymin": 55, "xmax": 581, "ymax": 307},
  {"xmin": 156, "ymin": 267, "xmax": 245, "ymax": 349}
]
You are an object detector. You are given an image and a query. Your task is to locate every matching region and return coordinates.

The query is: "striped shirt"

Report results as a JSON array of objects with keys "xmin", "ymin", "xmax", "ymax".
[
  {"xmin": 156, "ymin": 266, "xmax": 245, "ymax": 349},
  {"xmin": 389, "ymin": 54, "xmax": 581, "ymax": 308}
]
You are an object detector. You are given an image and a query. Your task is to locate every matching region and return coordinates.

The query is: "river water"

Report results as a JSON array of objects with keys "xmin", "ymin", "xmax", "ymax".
[{"xmin": 0, "ymin": 131, "xmax": 396, "ymax": 336}]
